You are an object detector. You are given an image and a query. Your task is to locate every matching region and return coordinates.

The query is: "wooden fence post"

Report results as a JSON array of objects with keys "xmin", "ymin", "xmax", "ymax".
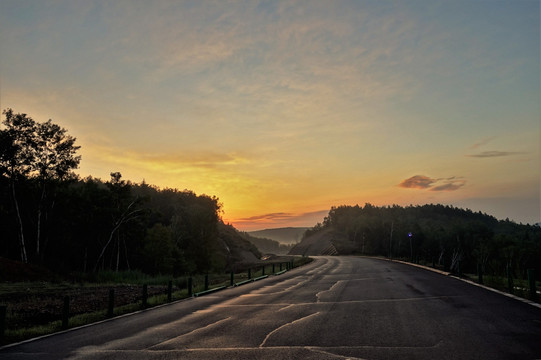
[
  {"xmin": 528, "ymin": 269, "xmax": 537, "ymax": 301},
  {"xmin": 108, "ymin": 289, "xmax": 115, "ymax": 317},
  {"xmin": 0, "ymin": 305, "xmax": 6, "ymax": 344},
  {"xmin": 142, "ymin": 284, "xmax": 148, "ymax": 309},
  {"xmin": 507, "ymin": 266, "xmax": 514, "ymax": 294},
  {"xmin": 477, "ymin": 264, "xmax": 483, "ymax": 285},
  {"xmin": 62, "ymin": 296, "xmax": 70, "ymax": 329}
]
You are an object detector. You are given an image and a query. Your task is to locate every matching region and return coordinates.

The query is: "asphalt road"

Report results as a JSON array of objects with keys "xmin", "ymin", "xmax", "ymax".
[{"xmin": 2, "ymin": 256, "xmax": 541, "ymax": 359}]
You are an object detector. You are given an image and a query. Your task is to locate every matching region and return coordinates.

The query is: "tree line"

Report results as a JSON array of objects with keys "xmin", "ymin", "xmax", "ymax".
[
  {"xmin": 1, "ymin": 109, "xmax": 260, "ymax": 276},
  {"xmin": 304, "ymin": 203, "xmax": 541, "ymax": 278}
]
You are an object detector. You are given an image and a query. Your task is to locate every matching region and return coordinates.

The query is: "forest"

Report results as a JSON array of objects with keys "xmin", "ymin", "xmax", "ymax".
[
  {"xmin": 303, "ymin": 203, "xmax": 541, "ymax": 278},
  {"xmin": 0, "ymin": 109, "xmax": 261, "ymax": 277},
  {"xmin": 2, "ymin": 109, "xmax": 539, "ymax": 280}
]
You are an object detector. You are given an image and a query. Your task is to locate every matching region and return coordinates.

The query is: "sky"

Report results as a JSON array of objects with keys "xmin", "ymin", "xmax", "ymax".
[{"xmin": 1, "ymin": 0, "xmax": 539, "ymax": 231}]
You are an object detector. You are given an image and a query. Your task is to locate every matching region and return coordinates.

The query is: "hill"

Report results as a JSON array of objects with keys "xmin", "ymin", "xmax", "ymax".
[
  {"xmin": 289, "ymin": 203, "xmax": 541, "ymax": 279},
  {"xmin": 248, "ymin": 227, "xmax": 309, "ymax": 245},
  {"xmin": 216, "ymin": 223, "xmax": 262, "ymax": 268},
  {"xmin": 239, "ymin": 232, "xmax": 293, "ymax": 255}
]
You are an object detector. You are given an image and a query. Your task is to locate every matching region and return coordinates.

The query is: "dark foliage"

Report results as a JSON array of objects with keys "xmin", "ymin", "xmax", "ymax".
[
  {"xmin": 1, "ymin": 109, "xmax": 260, "ymax": 277},
  {"xmin": 306, "ymin": 203, "xmax": 541, "ymax": 278}
]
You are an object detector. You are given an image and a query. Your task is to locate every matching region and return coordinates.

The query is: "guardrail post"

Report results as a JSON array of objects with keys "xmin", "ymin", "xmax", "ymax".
[
  {"xmin": 477, "ymin": 264, "xmax": 483, "ymax": 285},
  {"xmin": 167, "ymin": 280, "xmax": 173, "ymax": 302},
  {"xmin": 62, "ymin": 296, "xmax": 70, "ymax": 329},
  {"xmin": 0, "ymin": 305, "xmax": 6, "ymax": 344},
  {"xmin": 272, "ymin": 263, "xmax": 275, "ymax": 273},
  {"xmin": 142, "ymin": 284, "xmax": 148, "ymax": 309},
  {"xmin": 507, "ymin": 266, "xmax": 514, "ymax": 294},
  {"xmin": 262, "ymin": 265, "xmax": 265, "ymax": 276},
  {"xmin": 204, "ymin": 274, "xmax": 209, "ymax": 291},
  {"xmin": 230, "ymin": 272, "xmax": 234, "ymax": 286},
  {"xmin": 528, "ymin": 269, "xmax": 537, "ymax": 301},
  {"xmin": 188, "ymin": 277, "xmax": 193, "ymax": 297},
  {"xmin": 279, "ymin": 263, "xmax": 283, "ymax": 271},
  {"xmin": 107, "ymin": 289, "xmax": 115, "ymax": 317},
  {"xmin": 248, "ymin": 268, "xmax": 251, "ymax": 280}
]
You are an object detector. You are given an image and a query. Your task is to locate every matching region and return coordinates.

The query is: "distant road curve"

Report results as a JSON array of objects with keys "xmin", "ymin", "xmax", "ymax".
[{"xmin": 2, "ymin": 256, "xmax": 541, "ymax": 359}]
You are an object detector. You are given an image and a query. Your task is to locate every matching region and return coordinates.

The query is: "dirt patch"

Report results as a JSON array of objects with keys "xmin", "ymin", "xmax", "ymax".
[{"xmin": 0, "ymin": 257, "xmax": 56, "ymax": 282}]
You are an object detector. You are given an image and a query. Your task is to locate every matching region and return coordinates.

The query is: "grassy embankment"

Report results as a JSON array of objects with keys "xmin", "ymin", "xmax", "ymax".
[{"xmin": 1, "ymin": 257, "xmax": 313, "ymax": 345}]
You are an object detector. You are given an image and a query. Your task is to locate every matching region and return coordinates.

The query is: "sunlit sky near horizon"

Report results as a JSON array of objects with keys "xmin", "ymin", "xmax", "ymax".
[{"xmin": 1, "ymin": 0, "xmax": 539, "ymax": 231}]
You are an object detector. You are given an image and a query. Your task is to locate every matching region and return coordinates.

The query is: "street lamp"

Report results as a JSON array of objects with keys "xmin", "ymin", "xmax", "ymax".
[{"xmin": 408, "ymin": 232, "xmax": 413, "ymax": 262}]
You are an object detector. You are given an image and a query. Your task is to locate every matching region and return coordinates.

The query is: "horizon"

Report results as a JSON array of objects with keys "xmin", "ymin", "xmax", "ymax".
[
  {"xmin": 1, "ymin": 1, "xmax": 539, "ymax": 231},
  {"xmin": 230, "ymin": 202, "xmax": 541, "ymax": 232}
]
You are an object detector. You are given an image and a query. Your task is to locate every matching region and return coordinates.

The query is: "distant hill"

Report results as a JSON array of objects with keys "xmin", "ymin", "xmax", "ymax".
[
  {"xmin": 248, "ymin": 227, "xmax": 309, "ymax": 245},
  {"xmin": 238, "ymin": 232, "xmax": 293, "ymax": 255}
]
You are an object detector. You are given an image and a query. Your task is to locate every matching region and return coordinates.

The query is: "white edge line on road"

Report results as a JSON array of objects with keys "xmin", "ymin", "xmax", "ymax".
[{"xmin": 376, "ymin": 257, "xmax": 541, "ymax": 310}]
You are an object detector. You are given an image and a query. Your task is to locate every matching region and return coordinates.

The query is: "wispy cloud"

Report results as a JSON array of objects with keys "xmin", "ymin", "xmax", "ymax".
[
  {"xmin": 466, "ymin": 151, "xmax": 527, "ymax": 158},
  {"xmin": 91, "ymin": 145, "xmax": 251, "ymax": 172},
  {"xmin": 232, "ymin": 209, "xmax": 329, "ymax": 230},
  {"xmin": 398, "ymin": 175, "xmax": 435, "ymax": 189},
  {"xmin": 240, "ymin": 209, "xmax": 329, "ymax": 222},
  {"xmin": 470, "ymin": 136, "xmax": 496, "ymax": 149},
  {"xmin": 430, "ymin": 180, "xmax": 466, "ymax": 192},
  {"xmin": 399, "ymin": 175, "xmax": 466, "ymax": 192},
  {"xmin": 238, "ymin": 212, "xmax": 293, "ymax": 222}
]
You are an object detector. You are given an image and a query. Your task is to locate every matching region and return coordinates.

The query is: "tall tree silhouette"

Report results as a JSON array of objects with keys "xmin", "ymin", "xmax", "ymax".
[{"xmin": 0, "ymin": 109, "xmax": 81, "ymax": 263}]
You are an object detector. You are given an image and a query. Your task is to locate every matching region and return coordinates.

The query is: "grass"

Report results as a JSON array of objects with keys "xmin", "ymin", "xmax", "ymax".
[
  {"xmin": 2, "ymin": 289, "xmax": 189, "ymax": 345},
  {"xmin": 473, "ymin": 273, "xmax": 540, "ymax": 301},
  {"xmin": 1, "ymin": 257, "xmax": 313, "ymax": 346},
  {"xmin": 71, "ymin": 270, "xmax": 179, "ymax": 286}
]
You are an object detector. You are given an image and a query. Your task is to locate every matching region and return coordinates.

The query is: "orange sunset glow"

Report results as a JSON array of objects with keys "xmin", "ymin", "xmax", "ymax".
[{"xmin": 1, "ymin": 1, "xmax": 539, "ymax": 230}]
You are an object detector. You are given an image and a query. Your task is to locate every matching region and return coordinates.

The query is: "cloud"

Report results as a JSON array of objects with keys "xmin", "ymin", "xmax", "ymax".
[
  {"xmin": 86, "ymin": 143, "xmax": 252, "ymax": 172},
  {"xmin": 233, "ymin": 209, "xmax": 329, "ymax": 231},
  {"xmin": 466, "ymin": 151, "xmax": 527, "ymax": 158},
  {"xmin": 398, "ymin": 175, "xmax": 435, "ymax": 189},
  {"xmin": 430, "ymin": 180, "xmax": 466, "ymax": 191},
  {"xmin": 470, "ymin": 136, "xmax": 496, "ymax": 149},
  {"xmin": 238, "ymin": 212, "xmax": 293, "ymax": 221},
  {"xmin": 399, "ymin": 175, "xmax": 465, "ymax": 192}
]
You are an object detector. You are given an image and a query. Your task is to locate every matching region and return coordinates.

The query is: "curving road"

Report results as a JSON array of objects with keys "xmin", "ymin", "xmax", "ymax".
[{"xmin": 2, "ymin": 256, "xmax": 541, "ymax": 359}]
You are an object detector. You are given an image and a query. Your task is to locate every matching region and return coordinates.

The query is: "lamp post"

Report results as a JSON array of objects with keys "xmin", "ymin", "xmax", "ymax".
[
  {"xmin": 389, "ymin": 221, "xmax": 394, "ymax": 260},
  {"xmin": 408, "ymin": 232, "xmax": 413, "ymax": 262}
]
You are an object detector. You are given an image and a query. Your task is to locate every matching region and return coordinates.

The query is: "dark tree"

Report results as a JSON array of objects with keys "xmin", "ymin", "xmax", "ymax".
[{"xmin": 0, "ymin": 109, "xmax": 81, "ymax": 263}]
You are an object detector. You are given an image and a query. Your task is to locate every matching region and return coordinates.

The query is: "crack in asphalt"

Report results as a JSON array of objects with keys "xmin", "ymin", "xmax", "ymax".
[{"xmin": 259, "ymin": 312, "xmax": 322, "ymax": 348}]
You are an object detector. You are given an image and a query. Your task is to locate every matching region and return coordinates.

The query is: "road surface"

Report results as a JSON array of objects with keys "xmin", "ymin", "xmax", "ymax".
[{"xmin": 2, "ymin": 256, "xmax": 541, "ymax": 359}]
